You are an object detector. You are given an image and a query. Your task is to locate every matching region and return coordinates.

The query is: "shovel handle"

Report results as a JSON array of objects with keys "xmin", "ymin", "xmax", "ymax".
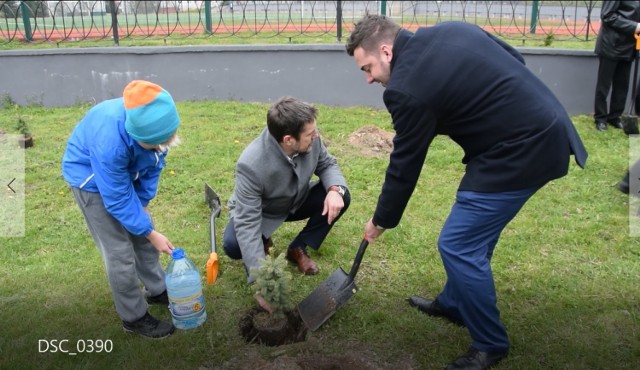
[
  {"xmin": 210, "ymin": 214, "xmax": 216, "ymax": 253},
  {"xmin": 345, "ymin": 238, "xmax": 369, "ymax": 285},
  {"xmin": 206, "ymin": 260, "xmax": 214, "ymax": 284}
]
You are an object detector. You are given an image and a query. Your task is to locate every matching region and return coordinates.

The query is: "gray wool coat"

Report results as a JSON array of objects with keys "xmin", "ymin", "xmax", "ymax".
[{"xmin": 227, "ymin": 128, "xmax": 347, "ymax": 276}]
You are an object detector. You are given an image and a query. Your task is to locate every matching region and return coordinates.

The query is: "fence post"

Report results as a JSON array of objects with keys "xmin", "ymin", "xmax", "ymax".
[
  {"xmin": 19, "ymin": 1, "xmax": 32, "ymax": 42},
  {"xmin": 336, "ymin": 1, "xmax": 342, "ymax": 42},
  {"xmin": 529, "ymin": 0, "xmax": 539, "ymax": 34},
  {"xmin": 380, "ymin": 0, "xmax": 387, "ymax": 16},
  {"xmin": 205, "ymin": 0, "xmax": 212, "ymax": 34},
  {"xmin": 586, "ymin": 0, "xmax": 594, "ymax": 41},
  {"xmin": 109, "ymin": 0, "xmax": 119, "ymax": 46}
]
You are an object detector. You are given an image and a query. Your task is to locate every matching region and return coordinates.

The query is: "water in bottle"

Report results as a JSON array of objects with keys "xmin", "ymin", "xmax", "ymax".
[{"xmin": 165, "ymin": 248, "xmax": 207, "ymax": 330}]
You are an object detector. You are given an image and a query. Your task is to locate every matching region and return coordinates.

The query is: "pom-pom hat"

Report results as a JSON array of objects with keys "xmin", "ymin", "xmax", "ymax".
[{"xmin": 123, "ymin": 80, "xmax": 180, "ymax": 145}]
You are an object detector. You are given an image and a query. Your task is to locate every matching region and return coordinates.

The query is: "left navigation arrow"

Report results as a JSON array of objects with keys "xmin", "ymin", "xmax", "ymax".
[{"xmin": 7, "ymin": 178, "xmax": 16, "ymax": 193}]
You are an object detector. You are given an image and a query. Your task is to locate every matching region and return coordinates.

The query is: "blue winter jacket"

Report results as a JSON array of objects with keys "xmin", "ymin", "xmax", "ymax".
[{"xmin": 62, "ymin": 98, "xmax": 168, "ymax": 236}]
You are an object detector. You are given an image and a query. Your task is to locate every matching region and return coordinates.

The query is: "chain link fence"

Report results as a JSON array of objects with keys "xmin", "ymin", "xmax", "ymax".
[{"xmin": 0, "ymin": 1, "xmax": 603, "ymax": 45}]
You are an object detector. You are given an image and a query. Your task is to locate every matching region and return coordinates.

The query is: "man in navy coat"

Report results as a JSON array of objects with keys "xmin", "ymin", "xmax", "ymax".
[{"xmin": 346, "ymin": 15, "xmax": 587, "ymax": 370}]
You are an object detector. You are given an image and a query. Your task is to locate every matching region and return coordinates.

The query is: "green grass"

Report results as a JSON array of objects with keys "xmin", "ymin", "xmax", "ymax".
[
  {"xmin": 0, "ymin": 6, "xmax": 598, "ymax": 51},
  {"xmin": 0, "ymin": 32, "xmax": 597, "ymax": 51},
  {"xmin": 0, "ymin": 17, "xmax": 597, "ymax": 50},
  {"xmin": 0, "ymin": 101, "xmax": 639, "ymax": 369},
  {"xmin": 0, "ymin": 1, "xmax": 601, "ymax": 50}
]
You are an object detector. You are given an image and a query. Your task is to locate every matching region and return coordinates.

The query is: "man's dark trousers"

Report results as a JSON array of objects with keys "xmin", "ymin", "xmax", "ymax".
[
  {"xmin": 594, "ymin": 56, "xmax": 632, "ymax": 123},
  {"xmin": 435, "ymin": 186, "xmax": 540, "ymax": 352},
  {"xmin": 223, "ymin": 183, "xmax": 351, "ymax": 259}
]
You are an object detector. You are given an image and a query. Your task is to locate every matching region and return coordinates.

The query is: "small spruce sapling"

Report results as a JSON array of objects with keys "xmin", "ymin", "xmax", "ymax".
[
  {"xmin": 15, "ymin": 117, "xmax": 33, "ymax": 148},
  {"xmin": 251, "ymin": 253, "xmax": 293, "ymax": 320},
  {"xmin": 16, "ymin": 118, "xmax": 31, "ymax": 137}
]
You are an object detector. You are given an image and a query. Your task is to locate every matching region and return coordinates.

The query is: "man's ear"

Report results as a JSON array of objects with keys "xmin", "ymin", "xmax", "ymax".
[
  {"xmin": 282, "ymin": 134, "xmax": 294, "ymax": 146},
  {"xmin": 380, "ymin": 44, "xmax": 393, "ymax": 62}
]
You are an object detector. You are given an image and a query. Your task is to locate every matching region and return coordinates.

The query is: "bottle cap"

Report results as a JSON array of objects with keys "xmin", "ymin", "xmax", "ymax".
[{"xmin": 171, "ymin": 248, "xmax": 185, "ymax": 259}]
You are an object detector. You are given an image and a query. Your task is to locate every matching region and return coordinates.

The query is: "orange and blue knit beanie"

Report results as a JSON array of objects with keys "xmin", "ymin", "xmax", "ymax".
[{"xmin": 123, "ymin": 80, "xmax": 180, "ymax": 145}]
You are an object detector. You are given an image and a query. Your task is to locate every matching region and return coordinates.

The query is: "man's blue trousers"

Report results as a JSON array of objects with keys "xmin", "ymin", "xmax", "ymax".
[{"xmin": 436, "ymin": 186, "xmax": 540, "ymax": 352}]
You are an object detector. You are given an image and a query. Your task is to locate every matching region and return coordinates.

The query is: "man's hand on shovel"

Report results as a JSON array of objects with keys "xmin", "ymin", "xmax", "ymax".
[{"xmin": 365, "ymin": 218, "xmax": 385, "ymax": 243}]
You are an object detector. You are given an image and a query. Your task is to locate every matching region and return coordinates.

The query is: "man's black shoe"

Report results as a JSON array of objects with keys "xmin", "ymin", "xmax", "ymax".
[
  {"xmin": 122, "ymin": 312, "xmax": 175, "ymax": 339},
  {"xmin": 595, "ymin": 121, "xmax": 607, "ymax": 131},
  {"xmin": 607, "ymin": 119, "xmax": 623, "ymax": 129},
  {"xmin": 446, "ymin": 347, "xmax": 508, "ymax": 370},
  {"xmin": 146, "ymin": 290, "xmax": 169, "ymax": 306},
  {"xmin": 407, "ymin": 296, "xmax": 465, "ymax": 327},
  {"xmin": 617, "ymin": 181, "xmax": 630, "ymax": 194},
  {"xmin": 617, "ymin": 171, "xmax": 630, "ymax": 194}
]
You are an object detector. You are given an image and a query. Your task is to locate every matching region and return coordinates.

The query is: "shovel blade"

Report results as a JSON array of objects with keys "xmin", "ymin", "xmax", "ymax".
[
  {"xmin": 204, "ymin": 183, "xmax": 221, "ymax": 217},
  {"xmin": 297, "ymin": 267, "xmax": 358, "ymax": 331}
]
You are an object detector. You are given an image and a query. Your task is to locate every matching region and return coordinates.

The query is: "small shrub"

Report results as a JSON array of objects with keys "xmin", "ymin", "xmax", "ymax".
[
  {"xmin": 250, "ymin": 253, "xmax": 293, "ymax": 320},
  {"xmin": 543, "ymin": 33, "xmax": 555, "ymax": 47},
  {"xmin": 15, "ymin": 118, "xmax": 31, "ymax": 137},
  {"xmin": 2, "ymin": 94, "xmax": 15, "ymax": 110}
]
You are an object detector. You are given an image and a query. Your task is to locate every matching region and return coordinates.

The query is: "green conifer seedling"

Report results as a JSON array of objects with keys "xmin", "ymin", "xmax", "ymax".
[
  {"xmin": 251, "ymin": 253, "xmax": 293, "ymax": 320},
  {"xmin": 16, "ymin": 118, "xmax": 31, "ymax": 137}
]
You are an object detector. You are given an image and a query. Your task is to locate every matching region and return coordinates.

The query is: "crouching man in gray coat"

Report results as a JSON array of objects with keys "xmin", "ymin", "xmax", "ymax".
[{"xmin": 222, "ymin": 96, "xmax": 350, "ymax": 310}]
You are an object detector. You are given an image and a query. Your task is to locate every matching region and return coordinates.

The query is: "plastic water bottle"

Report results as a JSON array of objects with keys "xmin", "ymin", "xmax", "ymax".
[{"xmin": 165, "ymin": 248, "xmax": 207, "ymax": 330}]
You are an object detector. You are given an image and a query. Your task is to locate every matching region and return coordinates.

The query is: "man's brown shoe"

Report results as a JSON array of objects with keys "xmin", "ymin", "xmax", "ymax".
[{"xmin": 286, "ymin": 247, "xmax": 319, "ymax": 275}]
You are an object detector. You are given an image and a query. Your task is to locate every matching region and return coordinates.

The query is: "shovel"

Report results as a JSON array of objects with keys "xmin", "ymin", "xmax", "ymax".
[
  {"xmin": 622, "ymin": 34, "xmax": 640, "ymax": 136},
  {"xmin": 204, "ymin": 183, "xmax": 222, "ymax": 285},
  {"xmin": 297, "ymin": 238, "xmax": 369, "ymax": 331}
]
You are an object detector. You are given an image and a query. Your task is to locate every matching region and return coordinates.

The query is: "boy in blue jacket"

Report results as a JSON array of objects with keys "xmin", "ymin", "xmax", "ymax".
[{"xmin": 62, "ymin": 80, "xmax": 180, "ymax": 339}]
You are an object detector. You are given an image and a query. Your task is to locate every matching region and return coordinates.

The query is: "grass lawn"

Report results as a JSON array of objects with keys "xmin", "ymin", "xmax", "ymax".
[
  {"xmin": 0, "ymin": 33, "xmax": 596, "ymax": 50},
  {"xmin": 0, "ymin": 99, "xmax": 638, "ymax": 369}
]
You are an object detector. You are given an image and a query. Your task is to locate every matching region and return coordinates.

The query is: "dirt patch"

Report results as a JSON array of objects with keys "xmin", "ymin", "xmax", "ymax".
[
  {"xmin": 239, "ymin": 307, "xmax": 308, "ymax": 346},
  {"xmin": 208, "ymin": 337, "xmax": 417, "ymax": 370},
  {"xmin": 348, "ymin": 126, "xmax": 394, "ymax": 157}
]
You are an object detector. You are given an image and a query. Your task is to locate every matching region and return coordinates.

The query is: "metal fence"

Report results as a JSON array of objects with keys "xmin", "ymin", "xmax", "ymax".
[{"xmin": 0, "ymin": 1, "xmax": 603, "ymax": 45}]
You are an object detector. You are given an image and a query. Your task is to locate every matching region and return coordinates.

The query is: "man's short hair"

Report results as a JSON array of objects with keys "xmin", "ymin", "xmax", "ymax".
[
  {"xmin": 345, "ymin": 14, "xmax": 401, "ymax": 56},
  {"xmin": 267, "ymin": 96, "xmax": 318, "ymax": 142}
]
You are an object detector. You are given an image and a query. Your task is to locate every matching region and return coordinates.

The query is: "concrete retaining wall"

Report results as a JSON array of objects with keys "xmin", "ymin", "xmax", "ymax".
[{"xmin": 0, "ymin": 44, "xmax": 597, "ymax": 116}]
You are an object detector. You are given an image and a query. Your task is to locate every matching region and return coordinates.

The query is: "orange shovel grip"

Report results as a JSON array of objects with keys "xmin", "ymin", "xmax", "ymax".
[{"xmin": 206, "ymin": 252, "xmax": 219, "ymax": 285}]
